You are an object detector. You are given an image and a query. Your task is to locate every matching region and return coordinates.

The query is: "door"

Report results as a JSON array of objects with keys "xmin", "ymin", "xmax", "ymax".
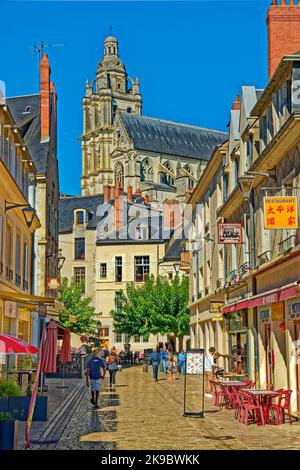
[
  {"xmin": 264, "ymin": 324, "xmax": 273, "ymax": 387},
  {"xmin": 295, "ymin": 321, "xmax": 300, "ymax": 411}
]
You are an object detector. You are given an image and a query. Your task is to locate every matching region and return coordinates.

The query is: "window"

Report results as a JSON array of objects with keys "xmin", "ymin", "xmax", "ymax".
[
  {"xmin": 223, "ymin": 174, "xmax": 228, "ymax": 203},
  {"xmin": 74, "ymin": 267, "xmax": 85, "ymax": 293},
  {"xmin": 234, "ymin": 158, "xmax": 239, "ymax": 186},
  {"xmin": 76, "ymin": 211, "xmax": 84, "ymax": 225},
  {"xmin": 115, "ymin": 256, "xmax": 122, "ymax": 282},
  {"xmin": 127, "ymin": 107, "xmax": 132, "ymax": 113},
  {"xmin": 100, "ymin": 263, "xmax": 107, "ymax": 278},
  {"xmin": 133, "ymin": 335, "xmax": 140, "ymax": 343},
  {"xmin": 23, "ymin": 243, "xmax": 28, "ymax": 291},
  {"xmin": 135, "ymin": 256, "xmax": 150, "ymax": 282},
  {"xmin": 75, "ymin": 238, "xmax": 85, "ymax": 260},
  {"xmin": 15, "ymin": 235, "xmax": 21, "ymax": 286},
  {"xmin": 6, "ymin": 224, "xmax": 12, "ymax": 268},
  {"xmin": 115, "ymin": 291, "xmax": 122, "ymax": 314},
  {"xmin": 115, "ymin": 332, "xmax": 123, "ymax": 343},
  {"xmin": 114, "ymin": 162, "xmax": 124, "ymax": 187},
  {"xmin": 99, "ymin": 327, "xmax": 109, "ymax": 337}
]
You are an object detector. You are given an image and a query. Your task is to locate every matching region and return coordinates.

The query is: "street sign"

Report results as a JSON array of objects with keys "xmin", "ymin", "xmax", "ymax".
[
  {"xmin": 218, "ymin": 223, "xmax": 243, "ymax": 244},
  {"xmin": 264, "ymin": 196, "xmax": 298, "ymax": 230}
]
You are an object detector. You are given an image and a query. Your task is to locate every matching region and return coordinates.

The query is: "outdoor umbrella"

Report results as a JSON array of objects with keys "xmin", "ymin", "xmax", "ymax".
[
  {"xmin": 57, "ymin": 329, "xmax": 72, "ymax": 388},
  {"xmin": 40, "ymin": 320, "xmax": 58, "ymax": 374},
  {"xmin": 0, "ymin": 334, "xmax": 39, "ymax": 355}
]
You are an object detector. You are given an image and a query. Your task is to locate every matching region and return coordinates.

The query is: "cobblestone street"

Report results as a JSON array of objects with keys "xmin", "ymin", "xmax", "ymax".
[{"xmin": 29, "ymin": 366, "xmax": 300, "ymax": 450}]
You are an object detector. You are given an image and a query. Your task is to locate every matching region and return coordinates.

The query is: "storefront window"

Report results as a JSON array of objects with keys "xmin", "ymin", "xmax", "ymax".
[{"xmin": 226, "ymin": 311, "xmax": 247, "ymax": 375}]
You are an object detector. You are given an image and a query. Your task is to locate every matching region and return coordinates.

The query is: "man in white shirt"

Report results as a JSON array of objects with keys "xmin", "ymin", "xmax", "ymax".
[{"xmin": 204, "ymin": 347, "xmax": 218, "ymax": 398}]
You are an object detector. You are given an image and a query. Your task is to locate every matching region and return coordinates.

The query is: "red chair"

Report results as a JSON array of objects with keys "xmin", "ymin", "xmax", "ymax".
[
  {"xmin": 220, "ymin": 383, "xmax": 236, "ymax": 409},
  {"xmin": 210, "ymin": 380, "xmax": 225, "ymax": 407},
  {"xmin": 243, "ymin": 380, "xmax": 255, "ymax": 389},
  {"xmin": 269, "ymin": 390, "xmax": 293, "ymax": 425},
  {"xmin": 239, "ymin": 392, "xmax": 265, "ymax": 426}
]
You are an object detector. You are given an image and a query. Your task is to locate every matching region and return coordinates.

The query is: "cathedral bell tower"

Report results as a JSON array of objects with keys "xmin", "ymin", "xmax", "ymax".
[{"xmin": 80, "ymin": 35, "xmax": 142, "ymax": 196}]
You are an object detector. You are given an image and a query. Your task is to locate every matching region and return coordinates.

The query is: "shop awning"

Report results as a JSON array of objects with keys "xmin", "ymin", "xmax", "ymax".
[
  {"xmin": 0, "ymin": 290, "xmax": 55, "ymax": 306},
  {"xmin": 248, "ymin": 284, "xmax": 299, "ymax": 309},
  {"xmin": 222, "ymin": 299, "xmax": 250, "ymax": 314}
]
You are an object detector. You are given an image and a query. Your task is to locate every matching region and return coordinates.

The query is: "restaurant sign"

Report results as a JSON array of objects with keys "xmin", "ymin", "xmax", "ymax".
[
  {"xmin": 46, "ymin": 278, "xmax": 61, "ymax": 290},
  {"xmin": 271, "ymin": 301, "xmax": 285, "ymax": 321},
  {"xmin": 264, "ymin": 196, "xmax": 298, "ymax": 230},
  {"xmin": 288, "ymin": 302, "xmax": 300, "ymax": 320},
  {"xmin": 209, "ymin": 302, "xmax": 224, "ymax": 314},
  {"xmin": 218, "ymin": 223, "xmax": 243, "ymax": 244}
]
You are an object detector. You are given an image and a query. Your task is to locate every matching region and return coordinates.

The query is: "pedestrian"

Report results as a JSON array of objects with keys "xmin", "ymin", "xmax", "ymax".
[
  {"xmin": 204, "ymin": 347, "xmax": 218, "ymax": 398},
  {"xmin": 149, "ymin": 346, "xmax": 161, "ymax": 382},
  {"xmin": 86, "ymin": 349, "xmax": 106, "ymax": 409},
  {"xmin": 160, "ymin": 348, "xmax": 168, "ymax": 374},
  {"xmin": 167, "ymin": 349, "xmax": 175, "ymax": 380},
  {"xmin": 177, "ymin": 350, "xmax": 186, "ymax": 374},
  {"xmin": 100, "ymin": 347, "xmax": 109, "ymax": 360},
  {"xmin": 106, "ymin": 346, "xmax": 119, "ymax": 388}
]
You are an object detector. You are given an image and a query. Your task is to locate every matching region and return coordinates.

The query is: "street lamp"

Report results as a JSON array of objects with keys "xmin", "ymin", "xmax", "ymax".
[
  {"xmin": 5, "ymin": 201, "xmax": 36, "ymax": 228},
  {"xmin": 57, "ymin": 249, "xmax": 66, "ymax": 271},
  {"xmin": 238, "ymin": 175, "xmax": 256, "ymax": 201},
  {"xmin": 173, "ymin": 261, "xmax": 181, "ymax": 275}
]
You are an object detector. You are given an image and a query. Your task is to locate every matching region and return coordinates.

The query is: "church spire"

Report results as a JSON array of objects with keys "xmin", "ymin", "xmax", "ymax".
[{"xmin": 103, "ymin": 35, "xmax": 119, "ymax": 59}]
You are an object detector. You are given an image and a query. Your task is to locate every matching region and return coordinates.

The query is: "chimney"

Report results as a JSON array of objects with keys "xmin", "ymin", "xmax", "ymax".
[
  {"xmin": 232, "ymin": 95, "xmax": 240, "ymax": 110},
  {"xmin": 144, "ymin": 193, "xmax": 150, "ymax": 205},
  {"xmin": 267, "ymin": 0, "xmax": 300, "ymax": 79},
  {"xmin": 127, "ymin": 184, "xmax": 133, "ymax": 202},
  {"xmin": 104, "ymin": 184, "xmax": 110, "ymax": 203},
  {"xmin": 110, "ymin": 185, "xmax": 115, "ymax": 200},
  {"xmin": 40, "ymin": 54, "xmax": 51, "ymax": 141},
  {"xmin": 163, "ymin": 200, "xmax": 181, "ymax": 229},
  {"xmin": 115, "ymin": 190, "xmax": 125, "ymax": 233}
]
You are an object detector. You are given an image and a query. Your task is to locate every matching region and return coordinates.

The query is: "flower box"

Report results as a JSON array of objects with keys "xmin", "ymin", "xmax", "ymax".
[{"xmin": 8, "ymin": 395, "xmax": 48, "ymax": 421}]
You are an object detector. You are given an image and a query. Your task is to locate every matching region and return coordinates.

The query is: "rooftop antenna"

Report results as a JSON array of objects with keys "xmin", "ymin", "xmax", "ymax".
[{"xmin": 31, "ymin": 41, "xmax": 64, "ymax": 62}]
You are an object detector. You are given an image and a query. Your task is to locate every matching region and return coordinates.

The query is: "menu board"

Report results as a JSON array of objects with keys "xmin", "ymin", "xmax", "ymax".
[{"xmin": 186, "ymin": 349, "xmax": 204, "ymax": 375}]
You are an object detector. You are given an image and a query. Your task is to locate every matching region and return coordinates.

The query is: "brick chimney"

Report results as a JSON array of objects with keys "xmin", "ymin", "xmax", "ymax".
[
  {"xmin": 163, "ymin": 200, "xmax": 181, "ymax": 229},
  {"xmin": 232, "ymin": 95, "xmax": 240, "ymax": 110},
  {"xmin": 267, "ymin": 0, "xmax": 300, "ymax": 79},
  {"xmin": 40, "ymin": 54, "xmax": 51, "ymax": 142},
  {"xmin": 127, "ymin": 184, "xmax": 133, "ymax": 202},
  {"xmin": 104, "ymin": 184, "xmax": 110, "ymax": 203},
  {"xmin": 115, "ymin": 190, "xmax": 125, "ymax": 232},
  {"xmin": 110, "ymin": 185, "xmax": 115, "ymax": 200}
]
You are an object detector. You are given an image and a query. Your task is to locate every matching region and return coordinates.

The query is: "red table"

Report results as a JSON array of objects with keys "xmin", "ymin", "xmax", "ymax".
[
  {"xmin": 220, "ymin": 381, "xmax": 248, "ymax": 409},
  {"xmin": 241, "ymin": 389, "xmax": 279, "ymax": 425}
]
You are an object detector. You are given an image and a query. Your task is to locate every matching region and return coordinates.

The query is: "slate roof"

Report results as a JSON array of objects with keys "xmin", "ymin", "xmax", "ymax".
[
  {"xmin": 7, "ymin": 93, "xmax": 52, "ymax": 174},
  {"xmin": 120, "ymin": 113, "xmax": 227, "ymax": 161},
  {"xmin": 164, "ymin": 237, "xmax": 183, "ymax": 260},
  {"xmin": 59, "ymin": 195, "xmax": 104, "ymax": 233}
]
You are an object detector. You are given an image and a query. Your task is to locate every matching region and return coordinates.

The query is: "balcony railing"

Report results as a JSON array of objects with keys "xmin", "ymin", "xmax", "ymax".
[
  {"xmin": 6, "ymin": 266, "xmax": 13, "ymax": 282},
  {"xmin": 15, "ymin": 274, "xmax": 22, "ymax": 287},
  {"xmin": 257, "ymin": 250, "xmax": 272, "ymax": 266},
  {"xmin": 204, "ymin": 287, "xmax": 210, "ymax": 296},
  {"xmin": 240, "ymin": 262, "xmax": 251, "ymax": 276},
  {"xmin": 279, "ymin": 235, "xmax": 296, "ymax": 254}
]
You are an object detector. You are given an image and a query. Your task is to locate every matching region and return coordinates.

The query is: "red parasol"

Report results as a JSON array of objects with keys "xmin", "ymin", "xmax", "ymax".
[
  {"xmin": 0, "ymin": 334, "xmax": 39, "ymax": 355},
  {"xmin": 59, "ymin": 329, "xmax": 72, "ymax": 363},
  {"xmin": 40, "ymin": 320, "xmax": 58, "ymax": 373}
]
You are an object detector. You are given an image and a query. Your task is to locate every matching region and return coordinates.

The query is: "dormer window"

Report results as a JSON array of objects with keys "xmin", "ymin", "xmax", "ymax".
[{"xmin": 75, "ymin": 210, "xmax": 85, "ymax": 225}]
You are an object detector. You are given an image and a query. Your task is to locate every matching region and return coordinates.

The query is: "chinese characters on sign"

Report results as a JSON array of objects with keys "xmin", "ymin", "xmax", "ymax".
[
  {"xmin": 218, "ymin": 223, "xmax": 243, "ymax": 244},
  {"xmin": 264, "ymin": 196, "xmax": 298, "ymax": 230}
]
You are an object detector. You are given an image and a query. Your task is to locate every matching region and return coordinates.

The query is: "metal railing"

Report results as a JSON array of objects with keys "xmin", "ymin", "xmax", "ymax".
[{"xmin": 279, "ymin": 235, "xmax": 296, "ymax": 254}]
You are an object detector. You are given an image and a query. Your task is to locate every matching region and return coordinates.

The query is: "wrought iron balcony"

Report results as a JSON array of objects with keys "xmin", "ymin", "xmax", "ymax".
[
  {"xmin": 257, "ymin": 250, "xmax": 272, "ymax": 266},
  {"xmin": 240, "ymin": 262, "xmax": 251, "ymax": 275},
  {"xmin": 279, "ymin": 235, "xmax": 296, "ymax": 254}
]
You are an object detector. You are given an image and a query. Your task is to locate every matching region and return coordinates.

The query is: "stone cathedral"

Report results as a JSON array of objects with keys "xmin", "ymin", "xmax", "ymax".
[{"xmin": 80, "ymin": 36, "xmax": 227, "ymax": 201}]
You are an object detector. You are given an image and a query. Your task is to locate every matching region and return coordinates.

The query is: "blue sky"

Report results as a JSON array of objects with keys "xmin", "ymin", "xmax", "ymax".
[{"xmin": 0, "ymin": 0, "xmax": 271, "ymax": 195}]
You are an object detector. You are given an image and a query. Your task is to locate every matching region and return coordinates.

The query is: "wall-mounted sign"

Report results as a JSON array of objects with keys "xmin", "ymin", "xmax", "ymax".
[
  {"xmin": 4, "ymin": 301, "xmax": 17, "ymax": 318},
  {"xmin": 288, "ymin": 301, "xmax": 300, "ymax": 320},
  {"xmin": 209, "ymin": 302, "xmax": 224, "ymax": 314},
  {"xmin": 264, "ymin": 196, "xmax": 298, "ymax": 230},
  {"xmin": 46, "ymin": 278, "xmax": 61, "ymax": 290},
  {"xmin": 271, "ymin": 301, "xmax": 285, "ymax": 321},
  {"xmin": 218, "ymin": 223, "xmax": 243, "ymax": 244},
  {"xmin": 211, "ymin": 314, "xmax": 224, "ymax": 322},
  {"xmin": 260, "ymin": 309, "xmax": 270, "ymax": 323}
]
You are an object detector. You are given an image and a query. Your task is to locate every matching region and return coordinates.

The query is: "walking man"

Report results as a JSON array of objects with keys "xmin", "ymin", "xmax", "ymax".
[
  {"xmin": 149, "ymin": 346, "xmax": 161, "ymax": 382},
  {"xmin": 86, "ymin": 349, "xmax": 106, "ymax": 408}
]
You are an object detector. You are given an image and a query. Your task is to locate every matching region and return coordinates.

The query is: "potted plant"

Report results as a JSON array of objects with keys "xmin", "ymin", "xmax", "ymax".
[{"xmin": 0, "ymin": 412, "xmax": 18, "ymax": 450}]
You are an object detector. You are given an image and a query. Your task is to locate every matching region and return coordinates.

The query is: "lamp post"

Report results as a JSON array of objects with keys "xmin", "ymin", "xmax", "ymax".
[{"xmin": 173, "ymin": 261, "xmax": 181, "ymax": 276}]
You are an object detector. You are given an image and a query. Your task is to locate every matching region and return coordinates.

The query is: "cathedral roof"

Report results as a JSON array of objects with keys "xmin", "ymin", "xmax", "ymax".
[
  {"xmin": 7, "ymin": 93, "xmax": 54, "ymax": 174},
  {"xmin": 120, "ymin": 113, "xmax": 228, "ymax": 161}
]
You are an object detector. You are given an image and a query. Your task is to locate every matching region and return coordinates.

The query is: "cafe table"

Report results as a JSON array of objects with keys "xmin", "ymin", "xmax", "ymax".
[
  {"xmin": 219, "ymin": 381, "xmax": 247, "ymax": 409},
  {"xmin": 241, "ymin": 389, "xmax": 279, "ymax": 425}
]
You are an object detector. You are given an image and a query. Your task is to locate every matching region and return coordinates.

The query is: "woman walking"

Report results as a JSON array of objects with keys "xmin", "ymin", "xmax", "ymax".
[{"xmin": 107, "ymin": 346, "xmax": 119, "ymax": 388}]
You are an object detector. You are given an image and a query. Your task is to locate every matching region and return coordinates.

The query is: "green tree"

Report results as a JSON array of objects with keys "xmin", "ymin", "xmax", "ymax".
[
  {"xmin": 59, "ymin": 277, "xmax": 100, "ymax": 336},
  {"xmin": 112, "ymin": 275, "xmax": 190, "ymax": 348}
]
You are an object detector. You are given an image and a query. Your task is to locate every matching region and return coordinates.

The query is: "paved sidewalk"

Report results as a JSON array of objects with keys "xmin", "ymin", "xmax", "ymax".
[
  {"xmin": 26, "ymin": 366, "xmax": 300, "ymax": 450},
  {"xmin": 17, "ymin": 377, "xmax": 83, "ymax": 449}
]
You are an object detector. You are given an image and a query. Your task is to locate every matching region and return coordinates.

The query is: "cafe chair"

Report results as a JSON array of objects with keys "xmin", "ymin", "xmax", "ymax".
[
  {"xmin": 210, "ymin": 380, "xmax": 225, "ymax": 407},
  {"xmin": 269, "ymin": 390, "xmax": 293, "ymax": 425},
  {"xmin": 239, "ymin": 392, "xmax": 265, "ymax": 426}
]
